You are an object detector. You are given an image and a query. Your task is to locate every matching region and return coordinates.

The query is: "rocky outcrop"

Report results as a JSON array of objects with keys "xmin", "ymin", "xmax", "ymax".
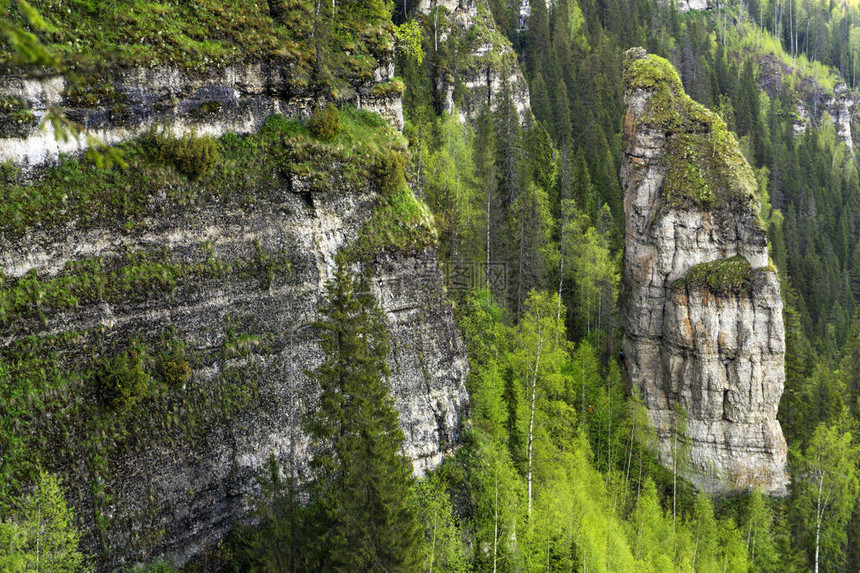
[
  {"xmin": 620, "ymin": 48, "xmax": 788, "ymax": 495},
  {"xmin": 794, "ymin": 82, "xmax": 855, "ymax": 150},
  {"xmin": 755, "ymin": 54, "xmax": 857, "ymax": 149},
  {"xmin": 0, "ymin": 61, "xmax": 402, "ymax": 168},
  {"xmin": 674, "ymin": 0, "xmax": 716, "ymax": 12},
  {"xmin": 0, "ymin": 60, "xmax": 466, "ymax": 573},
  {"xmin": 417, "ymin": 0, "xmax": 530, "ymax": 121},
  {"xmin": 3, "ymin": 193, "xmax": 466, "ymax": 568}
]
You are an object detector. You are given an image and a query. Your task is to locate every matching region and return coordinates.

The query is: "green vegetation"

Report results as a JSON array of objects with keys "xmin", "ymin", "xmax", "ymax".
[
  {"xmin": 0, "ymin": 324, "xmax": 267, "ymax": 554},
  {"xmin": 307, "ymin": 102, "xmax": 342, "ymax": 141},
  {"xmin": 0, "ymin": 105, "xmax": 409, "ymax": 238},
  {"xmin": 145, "ymin": 131, "xmax": 220, "ymax": 180},
  {"xmin": 227, "ymin": 265, "xmax": 422, "ymax": 571},
  {"xmin": 353, "ymin": 149, "xmax": 437, "ymax": 255},
  {"xmin": 9, "ymin": 0, "xmax": 860, "ymax": 569},
  {"xmin": 4, "ymin": 0, "xmax": 395, "ymax": 90},
  {"xmin": 0, "ymin": 245, "xmax": 291, "ymax": 325},
  {"xmin": 673, "ymin": 255, "xmax": 759, "ymax": 296},
  {"xmin": 0, "ymin": 471, "xmax": 88, "ymax": 572},
  {"xmin": 305, "ymin": 265, "xmax": 420, "ymax": 570},
  {"xmin": 625, "ymin": 52, "xmax": 759, "ymax": 212},
  {"xmin": 97, "ymin": 346, "xmax": 151, "ymax": 412},
  {"xmin": 157, "ymin": 339, "xmax": 191, "ymax": 389}
]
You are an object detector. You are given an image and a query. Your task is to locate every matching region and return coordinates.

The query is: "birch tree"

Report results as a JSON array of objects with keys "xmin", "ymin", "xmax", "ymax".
[
  {"xmin": 796, "ymin": 422, "xmax": 859, "ymax": 573},
  {"xmin": 509, "ymin": 291, "xmax": 567, "ymax": 519}
]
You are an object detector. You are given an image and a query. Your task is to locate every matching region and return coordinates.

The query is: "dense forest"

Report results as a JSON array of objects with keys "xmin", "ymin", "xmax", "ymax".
[{"xmin": 5, "ymin": 0, "xmax": 860, "ymax": 571}]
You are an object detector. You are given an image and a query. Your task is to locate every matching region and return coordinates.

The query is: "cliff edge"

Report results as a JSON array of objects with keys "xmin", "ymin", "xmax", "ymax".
[
  {"xmin": 0, "ymin": 7, "xmax": 468, "ymax": 567},
  {"xmin": 620, "ymin": 48, "xmax": 788, "ymax": 495}
]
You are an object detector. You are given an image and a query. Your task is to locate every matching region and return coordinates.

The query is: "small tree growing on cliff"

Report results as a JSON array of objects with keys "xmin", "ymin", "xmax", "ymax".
[{"xmin": 303, "ymin": 263, "xmax": 420, "ymax": 571}]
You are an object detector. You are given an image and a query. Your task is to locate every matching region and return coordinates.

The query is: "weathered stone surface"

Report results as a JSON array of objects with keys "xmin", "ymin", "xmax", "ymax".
[
  {"xmin": 1, "ymin": 178, "xmax": 467, "ymax": 569},
  {"xmin": 0, "ymin": 60, "xmax": 403, "ymax": 168},
  {"xmin": 620, "ymin": 48, "xmax": 788, "ymax": 495},
  {"xmin": 756, "ymin": 54, "xmax": 856, "ymax": 149},
  {"xmin": 674, "ymin": 0, "xmax": 716, "ymax": 12},
  {"xmin": 0, "ymin": 65, "xmax": 465, "ymax": 571}
]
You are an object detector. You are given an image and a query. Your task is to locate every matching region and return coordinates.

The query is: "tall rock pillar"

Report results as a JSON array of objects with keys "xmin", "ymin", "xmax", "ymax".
[{"xmin": 620, "ymin": 48, "xmax": 788, "ymax": 494}]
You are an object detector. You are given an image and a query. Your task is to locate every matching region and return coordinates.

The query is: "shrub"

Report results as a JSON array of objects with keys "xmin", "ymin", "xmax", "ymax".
[
  {"xmin": 308, "ymin": 103, "xmax": 341, "ymax": 141},
  {"xmin": 98, "ymin": 348, "xmax": 150, "ymax": 411},
  {"xmin": 158, "ymin": 341, "xmax": 191, "ymax": 388},
  {"xmin": 374, "ymin": 150, "xmax": 406, "ymax": 196},
  {"xmin": 147, "ymin": 131, "xmax": 220, "ymax": 180}
]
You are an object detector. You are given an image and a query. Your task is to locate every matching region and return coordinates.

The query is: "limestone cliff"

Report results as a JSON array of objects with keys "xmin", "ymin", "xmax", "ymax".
[
  {"xmin": 0, "ymin": 67, "xmax": 466, "ymax": 573},
  {"xmin": 416, "ymin": 0, "xmax": 530, "ymax": 120},
  {"xmin": 674, "ymin": 0, "xmax": 716, "ymax": 12},
  {"xmin": 620, "ymin": 48, "xmax": 788, "ymax": 495},
  {"xmin": 755, "ymin": 54, "xmax": 857, "ymax": 150},
  {"xmin": 0, "ymin": 61, "xmax": 402, "ymax": 168}
]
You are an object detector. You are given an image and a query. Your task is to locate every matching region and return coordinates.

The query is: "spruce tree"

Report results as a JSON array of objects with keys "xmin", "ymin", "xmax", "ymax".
[{"xmin": 304, "ymin": 264, "xmax": 420, "ymax": 572}]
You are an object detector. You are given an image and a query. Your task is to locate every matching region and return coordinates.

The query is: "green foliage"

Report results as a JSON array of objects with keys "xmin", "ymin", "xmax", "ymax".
[
  {"xmin": 303, "ymin": 264, "xmax": 421, "ymax": 571},
  {"xmin": 145, "ymin": 131, "xmax": 220, "ymax": 180},
  {"xmin": 624, "ymin": 51, "xmax": 760, "ymax": 213},
  {"xmin": 352, "ymin": 149, "xmax": 437, "ymax": 255},
  {"xmin": 393, "ymin": 20, "xmax": 424, "ymax": 64},
  {"xmin": 374, "ymin": 148, "xmax": 406, "ymax": 197},
  {"xmin": 0, "ymin": 106, "xmax": 406, "ymax": 238},
  {"xmin": 0, "ymin": 0, "xmax": 59, "ymax": 68},
  {"xmin": 225, "ymin": 454, "xmax": 307, "ymax": 572},
  {"xmin": 413, "ymin": 475, "xmax": 469, "ymax": 572},
  {"xmin": 674, "ymin": 255, "xmax": 758, "ymax": 296},
  {"xmin": 307, "ymin": 103, "xmax": 341, "ymax": 141},
  {"xmin": 97, "ymin": 346, "xmax": 151, "ymax": 412},
  {"xmin": 4, "ymin": 0, "xmax": 394, "ymax": 94},
  {"xmin": 441, "ymin": 288, "xmax": 753, "ymax": 572},
  {"xmin": 0, "ymin": 249, "xmax": 240, "ymax": 324},
  {"xmin": 0, "ymin": 471, "xmax": 88, "ymax": 572},
  {"xmin": 793, "ymin": 422, "xmax": 859, "ymax": 571},
  {"xmin": 157, "ymin": 340, "xmax": 191, "ymax": 389},
  {"xmin": 424, "ymin": 111, "xmax": 480, "ymax": 262}
]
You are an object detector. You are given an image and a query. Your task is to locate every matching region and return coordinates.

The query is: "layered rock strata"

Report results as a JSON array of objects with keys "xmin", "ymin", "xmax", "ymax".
[
  {"xmin": 0, "ymin": 61, "xmax": 402, "ymax": 168},
  {"xmin": 0, "ymin": 137, "xmax": 467, "ymax": 569},
  {"xmin": 620, "ymin": 48, "xmax": 788, "ymax": 495},
  {"xmin": 0, "ymin": 58, "xmax": 466, "ymax": 573}
]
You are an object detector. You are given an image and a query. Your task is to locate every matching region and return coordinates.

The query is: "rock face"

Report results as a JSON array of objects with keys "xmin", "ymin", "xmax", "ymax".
[
  {"xmin": 0, "ymin": 61, "xmax": 403, "ymax": 168},
  {"xmin": 756, "ymin": 55, "xmax": 857, "ymax": 150},
  {"xmin": 416, "ymin": 0, "xmax": 530, "ymax": 121},
  {"xmin": 674, "ymin": 0, "xmax": 716, "ymax": 12},
  {"xmin": 793, "ymin": 82, "xmax": 856, "ymax": 150},
  {"xmin": 0, "ymin": 67, "xmax": 466, "ymax": 569},
  {"xmin": 620, "ymin": 48, "xmax": 788, "ymax": 495}
]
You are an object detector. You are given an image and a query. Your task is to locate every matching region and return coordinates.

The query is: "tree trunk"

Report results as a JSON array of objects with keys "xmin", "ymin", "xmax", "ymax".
[
  {"xmin": 527, "ymin": 327, "xmax": 545, "ymax": 519},
  {"xmin": 815, "ymin": 473, "xmax": 824, "ymax": 573},
  {"xmin": 672, "ymin": 428, "xmax": 677, "ymax": 530},
  {"xmin": 486, "ymin": 174, "xmax": 492, "ymax": 293},
  {"xmin": 493, "ymin": 470, "xmax": 499, "ymax": 573}
]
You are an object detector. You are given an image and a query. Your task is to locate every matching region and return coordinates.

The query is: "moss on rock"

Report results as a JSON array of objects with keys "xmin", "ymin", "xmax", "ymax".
[
  {"xmin": 673, "ymin": 255, "xmax": 755, "ymax": 296},
  {"xmin": 0, "ymin": 106, "xmax": 407, "ymax": 238},
  {"xmin": 623, "ymin": 49, "xmax": 759, "ymax": 213}
]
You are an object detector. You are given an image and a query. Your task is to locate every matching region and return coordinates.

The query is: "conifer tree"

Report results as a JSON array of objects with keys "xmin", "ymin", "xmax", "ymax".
[{"xmin": 304, "ymin": 264, "xmax": 420, "ymax": 572}]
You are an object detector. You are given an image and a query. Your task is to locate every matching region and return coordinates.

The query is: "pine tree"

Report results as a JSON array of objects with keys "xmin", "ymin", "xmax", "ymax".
[{"xmin": 304, "ymin": 264, "xmax": 420, "ymax": 571}]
